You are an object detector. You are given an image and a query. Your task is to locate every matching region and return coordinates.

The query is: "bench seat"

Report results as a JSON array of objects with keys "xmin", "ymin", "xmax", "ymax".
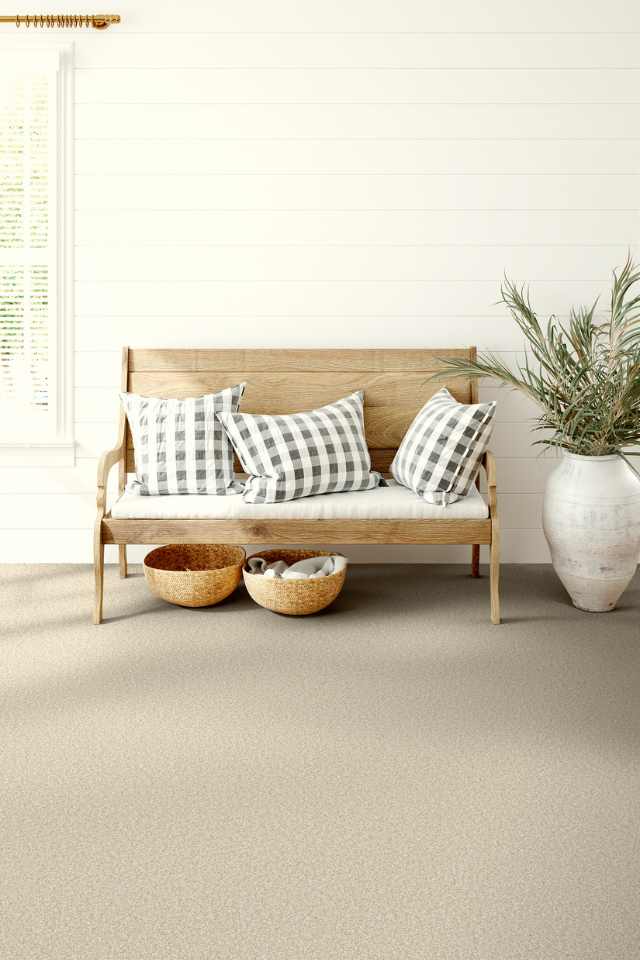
[{"xmin": 110, "ymin": 479, "xmax": 489, "ymax": 522}]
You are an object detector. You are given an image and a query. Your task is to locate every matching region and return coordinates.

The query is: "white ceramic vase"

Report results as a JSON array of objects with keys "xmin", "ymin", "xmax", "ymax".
[{"xmin": 543, "ymin": 452, "xmax": 640, "ymax": 611}]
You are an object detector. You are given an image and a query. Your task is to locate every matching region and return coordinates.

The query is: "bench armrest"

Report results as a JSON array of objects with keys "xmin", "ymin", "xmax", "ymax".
[
  {"xmin": 96, "ymin": 417, "xmax": 126, "ymax": 516},
  {"xmin": 481, "ymin": 450, "xmax": 498, "ymax": 518}
]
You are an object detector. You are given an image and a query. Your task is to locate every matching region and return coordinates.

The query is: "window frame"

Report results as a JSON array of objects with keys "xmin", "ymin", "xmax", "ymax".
[{"xmin": 0, "ymin": 41, "xmax": 74, "ymax": 466}]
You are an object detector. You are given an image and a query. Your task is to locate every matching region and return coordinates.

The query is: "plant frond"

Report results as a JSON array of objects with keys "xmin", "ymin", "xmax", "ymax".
[{"xmin": 431, "ymin": 257, "xmax": 640, "ymax": 455}]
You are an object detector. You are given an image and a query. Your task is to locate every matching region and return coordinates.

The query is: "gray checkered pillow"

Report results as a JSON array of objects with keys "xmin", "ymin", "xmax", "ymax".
[
  {"xmin": 217, "ymin": 390, "xmax": 382, "ymax": 503},
  {"xmin": 391, "ymin": 387, "xmax": 496, "ymax": 505},
  {"xmin": 120, "ymin": 384, "xmax": 245, "ymax": 495}
]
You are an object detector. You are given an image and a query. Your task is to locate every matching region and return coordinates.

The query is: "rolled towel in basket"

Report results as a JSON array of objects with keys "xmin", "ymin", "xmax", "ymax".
[
  {"xmin": 246, "ymin": 555, "xmax": 346, "ymax": 580},
  {"xmin": 263, "ymin": 561, "xmax": 289, "ymax": 579},
  {"xmin": 246, "ymin": 557, "xmax": 288, "ymax": 577},
  {"xmin": 282, "ymin": 555, "xmax": 345, "ymax": 580}
]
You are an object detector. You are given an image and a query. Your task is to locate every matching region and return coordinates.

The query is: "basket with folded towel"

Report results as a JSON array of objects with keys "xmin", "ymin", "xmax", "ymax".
[{"xmin": 243, "ymin": 549, "xmax": 347, "ymax": 615}]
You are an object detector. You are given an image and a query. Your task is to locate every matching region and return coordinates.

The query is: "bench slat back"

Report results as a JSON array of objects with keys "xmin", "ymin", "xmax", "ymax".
[{"xmin": 123, "ymin": 348, "xmax": 476, "ymax": 475}]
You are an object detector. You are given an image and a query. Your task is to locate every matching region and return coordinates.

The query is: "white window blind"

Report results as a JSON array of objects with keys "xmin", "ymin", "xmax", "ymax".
[{"xmin": 0, "ymin": 46, "xmax": 73, "ymax": 461}]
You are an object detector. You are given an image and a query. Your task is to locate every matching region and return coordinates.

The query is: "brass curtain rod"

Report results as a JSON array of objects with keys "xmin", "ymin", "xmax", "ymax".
[{"xmin": 0, "ymin": 13, "xmax": 120, "ymax": 29}]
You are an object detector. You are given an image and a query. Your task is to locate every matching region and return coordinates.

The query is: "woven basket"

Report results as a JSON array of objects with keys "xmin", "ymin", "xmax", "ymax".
[
  {"xmin": 243, "ymin": 549, "xmax": 347, "ymax": 616},
  {"xmin": 143, "ymin": 544, "xmax": 246, "ymax": 608}
]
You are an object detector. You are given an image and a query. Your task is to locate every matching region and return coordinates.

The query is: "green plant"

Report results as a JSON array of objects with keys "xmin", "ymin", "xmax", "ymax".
[{"xmin": 433, "ymin": 255, "xmax": 640, "ymax": 457}]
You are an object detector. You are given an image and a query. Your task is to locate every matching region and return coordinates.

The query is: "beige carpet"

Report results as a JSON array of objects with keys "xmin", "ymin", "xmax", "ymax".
[{"xmin": 2, "ymin": 563, "xmax": 639, "ymax": 960}]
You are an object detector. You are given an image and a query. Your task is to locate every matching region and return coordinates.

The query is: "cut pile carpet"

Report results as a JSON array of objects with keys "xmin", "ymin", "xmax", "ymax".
[{"xmin": 2, "ymin": 564, "xmax": 639, "ymax": 960}]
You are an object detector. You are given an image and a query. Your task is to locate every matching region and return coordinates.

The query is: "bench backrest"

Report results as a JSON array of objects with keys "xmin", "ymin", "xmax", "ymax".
[{"xmin": 122, "ymin": 347, "xmax": 477, "ymax": 475}]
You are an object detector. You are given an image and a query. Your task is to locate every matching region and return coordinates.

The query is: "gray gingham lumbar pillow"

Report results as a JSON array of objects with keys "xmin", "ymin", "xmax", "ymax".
[
  {"xmin": 217, "ymin": 390, "xmax": 383, "ymax": 504},
  {"xmin": 120, "ymin": 384, "xmax": 245, "ymax": 495},
  {"xmin": 391, "ymin": 387, "xmax": 496, "ymax": 505}
]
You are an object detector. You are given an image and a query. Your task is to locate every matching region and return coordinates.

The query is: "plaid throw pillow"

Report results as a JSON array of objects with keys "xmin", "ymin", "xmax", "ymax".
[
  {"xmin": 391, "ymin": 387, "xmax": 496, "ymax": 505},
  {"xmin": 120, "ymin": 384, "xmax": 245, "ymax": 495},
  {"xmin": 217, "ymin": 390, "xmax": 382, "ymax": 503}
]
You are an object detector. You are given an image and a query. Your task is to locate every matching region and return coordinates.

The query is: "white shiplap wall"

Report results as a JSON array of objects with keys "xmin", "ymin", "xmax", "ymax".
[{"xmin": 2, "ymin": 0, "xmax": 639, "ymax": 563}]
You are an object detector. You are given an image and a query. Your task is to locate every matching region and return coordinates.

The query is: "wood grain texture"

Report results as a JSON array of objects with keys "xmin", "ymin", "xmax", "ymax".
[
  {"xmin": 93, "ymin": 517, "xmax": 104, "ymax": 625},
  {"xmin": 126, "ymin": 372, "xmax": 470, "ymax": 407},
  {"xmin": 483, "ymin": 450, "xmax": 498, "ymax": 519},
  {"xmin": 102, "ymin": 517, "xmax": 493, "ymax": 547},
  {"xmin": 118, "ymin": 347, "xmax": 129, "ymax": 579},
  {"xmin": 128, "ymin": 348, "xmax": 471, "ymax": 373},
  {"xmin": 471, "ymin": 358, "xmax": 481, "ymax": 580},
  {"xmin": 490, "ymin": 519, "xmax": 501, "ymax": 624},
  {"xmin": 485, "ymin": 448, "xmax": 500, "ymax": 623}
]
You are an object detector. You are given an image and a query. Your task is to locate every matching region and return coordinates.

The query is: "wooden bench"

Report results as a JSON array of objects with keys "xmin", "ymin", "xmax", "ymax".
[{"xmin": 94, "ymin": 348, "xmax": 500, "ymax": 624}]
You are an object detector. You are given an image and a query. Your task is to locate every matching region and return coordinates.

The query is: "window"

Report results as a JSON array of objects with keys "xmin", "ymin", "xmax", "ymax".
[{"xmin": 0, "ymin": 45, "xmax": 73, "ymax": 464}]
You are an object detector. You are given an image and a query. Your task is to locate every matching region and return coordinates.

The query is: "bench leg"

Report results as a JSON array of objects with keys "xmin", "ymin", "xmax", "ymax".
[
  {"xmin": 471, "ymin": 543, "xmax": 480, "ymax": 578},
  {"xmin": 490, "ymin": 521, "xmax": 501, "ymax": 625},
  {"xmin": 119, "ymin": 544, "xmax": 128, "ymax": 579},
  {"xmin": 93, "ymin": 523, "xmax": 104, "ymax": 625}
]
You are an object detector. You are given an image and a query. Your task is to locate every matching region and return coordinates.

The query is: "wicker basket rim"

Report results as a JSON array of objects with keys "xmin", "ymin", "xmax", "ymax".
[{"xmin": 144, "ymin": 543, "xmax": 246, "ymax": 573}]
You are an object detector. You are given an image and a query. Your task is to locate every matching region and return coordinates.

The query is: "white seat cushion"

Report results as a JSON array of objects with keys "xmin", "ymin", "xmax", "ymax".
[{"xmin": 110, "ymin": 478, "xmax": 488, "ymax": 521}]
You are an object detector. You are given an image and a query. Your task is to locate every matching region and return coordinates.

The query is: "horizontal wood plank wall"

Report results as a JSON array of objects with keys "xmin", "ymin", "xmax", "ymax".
[{"xmin": 2, "ymin": 0, "xmax": 639, "ymax": 563}]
